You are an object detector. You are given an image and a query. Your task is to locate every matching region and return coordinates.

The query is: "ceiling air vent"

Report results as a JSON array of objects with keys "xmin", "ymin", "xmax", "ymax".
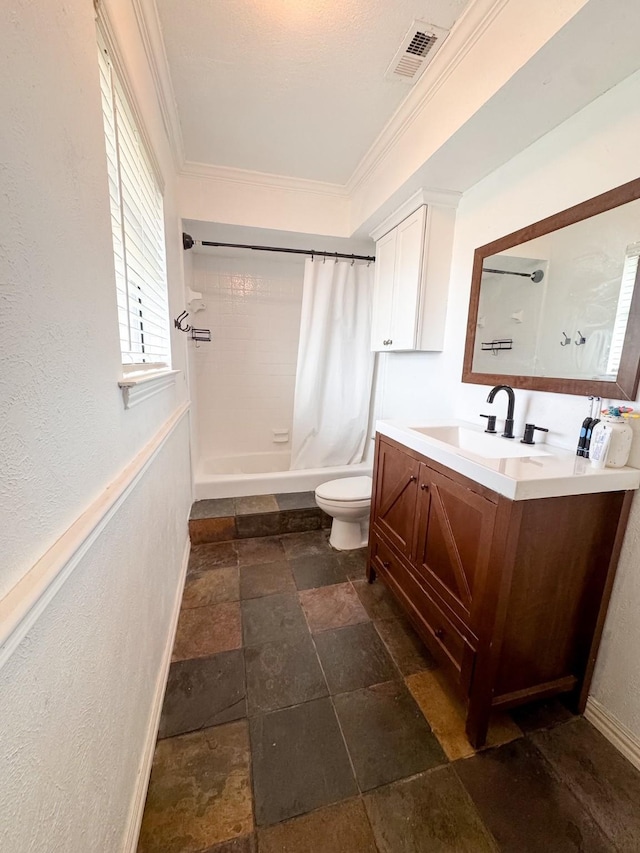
[{"xmin": 385, "ymin": 20, "xmax": 449, "ymax": 84}]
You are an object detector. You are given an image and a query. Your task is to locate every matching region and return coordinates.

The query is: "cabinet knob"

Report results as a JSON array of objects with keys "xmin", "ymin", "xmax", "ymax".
[
  {"xmin": 420, "ymin": 483, "xmax": 429, "ymax": 491},
  {"xmin": 383, "ymin": 560, "xmax": 390, "ymax": 569},
  {"xmin": 382, "ymin": 339, "xmax": 393, "ymax": 346},
  {"xmin": 435, "ymin": 628, "xmax": 445, "ymax": 640},
  {"xmin": 409, "ymin": 475, "xmax": 417, "ymax": 482}
]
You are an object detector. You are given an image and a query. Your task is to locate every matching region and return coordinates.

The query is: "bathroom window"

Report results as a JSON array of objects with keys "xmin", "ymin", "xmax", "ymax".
[
  {"xmin": 97, "ymin": 29, "xmax": 171, "ymax": 371},
  {"xmin": 606, "ymin": 242, "xmax": 640, "ymax": 377}
]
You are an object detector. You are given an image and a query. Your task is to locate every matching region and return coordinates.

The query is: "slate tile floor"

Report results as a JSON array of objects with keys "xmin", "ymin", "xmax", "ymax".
[{"xmin": 139, "ymin": 530, "xmax": 640, "ymax": 853}]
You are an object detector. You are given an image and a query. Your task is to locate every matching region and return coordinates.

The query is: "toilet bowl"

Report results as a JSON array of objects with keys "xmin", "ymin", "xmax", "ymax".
[{"xmin": 315, "ymin": 476, "xmax": 373, "ymax": 550}]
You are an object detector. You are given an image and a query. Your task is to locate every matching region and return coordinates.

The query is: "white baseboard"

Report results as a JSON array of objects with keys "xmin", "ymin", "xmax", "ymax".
[
  {"xmin": 585, "ymin": 696, "xmax": 640, "ymax": 772},
  {"xmin": 122, "ymin": 536, "xmax": 191, "ymax": 853}
]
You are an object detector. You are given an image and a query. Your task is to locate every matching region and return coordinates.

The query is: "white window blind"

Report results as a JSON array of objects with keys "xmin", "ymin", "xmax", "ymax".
[
  {"xmin": 98, "ymin": 35, "xmax": 170, "ymax": 368},
  {"xmin": 606, "ymin": 242, "xmax": 640, "ymax": 377}
]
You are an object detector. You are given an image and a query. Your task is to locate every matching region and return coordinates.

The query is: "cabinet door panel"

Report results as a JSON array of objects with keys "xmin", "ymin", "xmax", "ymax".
[
  {"xmin": 389, "ymin": 206, "xmax": 426, "ymax": 350},
  {"xmin": 372, "ymin": 441, "xmax": 420, "ymax": 560},
  {"xmin": 371, "ymin": 228, "xmax": 396, "ymax": 351},
  {"xmin": 371, "ymin": 533, "xmax": 476, "ymax": 691},
  {"xmin": 415, "ymin": 465, "xmax": 496, "ymax": 624}
]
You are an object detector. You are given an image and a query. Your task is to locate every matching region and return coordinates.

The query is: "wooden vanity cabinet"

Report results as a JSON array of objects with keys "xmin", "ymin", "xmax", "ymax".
[{"xmin": 368, "ymin": 434, "xmax": 633, "ymax": 748}]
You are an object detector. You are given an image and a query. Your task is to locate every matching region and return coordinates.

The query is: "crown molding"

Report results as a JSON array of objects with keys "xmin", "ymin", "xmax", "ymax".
[
  {"xmin": 180, "ymin": 161, "xmax": 349, "ymax": 199},
  {"xmin": 369, "ymin": 188, "xmax": 461, "ymax": 241},
  {"xmin": 130, "ymin": 0, "xmax": 185, "ymax": 170},
  {"xmin": 346, "ymin": 0, "xmax": 510, "ymax": 195}
]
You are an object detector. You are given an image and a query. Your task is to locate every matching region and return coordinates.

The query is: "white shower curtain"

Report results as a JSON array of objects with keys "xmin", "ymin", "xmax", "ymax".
[{"xmin": 290, "ymin": 258, "xmax": 375, "ymax": 470}]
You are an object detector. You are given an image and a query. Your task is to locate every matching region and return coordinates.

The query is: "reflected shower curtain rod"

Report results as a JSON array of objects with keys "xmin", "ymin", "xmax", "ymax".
[
  {"xmin": 483, "ymin": 266, "xmax": 544, "ymax": 282},
  {"xmin": 182, "ymin": 232, "xmax": 375, "ymax": 263}
]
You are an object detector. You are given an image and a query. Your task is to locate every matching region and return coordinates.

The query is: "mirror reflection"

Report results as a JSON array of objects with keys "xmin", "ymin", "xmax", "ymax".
[{"xmin": 472, "ymin": 198, "xmax": 640, "ymax": 381}]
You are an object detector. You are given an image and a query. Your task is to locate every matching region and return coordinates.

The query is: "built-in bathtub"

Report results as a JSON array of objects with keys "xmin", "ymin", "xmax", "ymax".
[{"xmin": 194, "ymin": 450, "xmax": 372, "ymax": 499}]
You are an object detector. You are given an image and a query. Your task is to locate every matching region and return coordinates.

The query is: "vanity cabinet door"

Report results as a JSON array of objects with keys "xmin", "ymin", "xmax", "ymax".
[
  {"xmin": 372, "ymin": 440, "xmax": 420, "ymax": 560},
  {"xmin": 414, "ymin": 464, "xmax": 497, "ymax": 627}
]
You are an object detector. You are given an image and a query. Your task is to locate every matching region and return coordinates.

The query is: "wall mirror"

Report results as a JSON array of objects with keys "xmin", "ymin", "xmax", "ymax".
[{"xmin": 463, "ymin": 178, "xmax": 640, "ymax": 399}]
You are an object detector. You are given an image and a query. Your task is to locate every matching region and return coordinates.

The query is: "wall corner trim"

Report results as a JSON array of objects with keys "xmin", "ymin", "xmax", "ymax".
[
  {"xmin": 585, "ymin": 696, "xmax": 640, "ymax": 771},
  {"xmin": 0, "ymin": 402, "xmax": 191, "ymax": 672},
  {"xmin": 122, "ymin": 534, "xmax": 190, "ymax": 852}
]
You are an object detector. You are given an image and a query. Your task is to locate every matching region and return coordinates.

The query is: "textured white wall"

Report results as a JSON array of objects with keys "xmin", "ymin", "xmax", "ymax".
[
  {"xmin": 378, "ymin": 68, "xmax": 640, "ymax": 738},
  {"xmin": 0, "ymin": 418, "xmax": 191, "ymax": 852},
  {"xmin": 192, "ymin": 253, "xmax": 304, "ymax": 459},
  {"xmin": 0, "ymin": 1, "xmax": 191, "ymax": 849}
]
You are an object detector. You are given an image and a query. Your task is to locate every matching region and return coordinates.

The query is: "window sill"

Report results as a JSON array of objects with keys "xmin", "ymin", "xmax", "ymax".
[{"xmin": 118, "ymin": 369, "xmax": 180, "ymax": 409}]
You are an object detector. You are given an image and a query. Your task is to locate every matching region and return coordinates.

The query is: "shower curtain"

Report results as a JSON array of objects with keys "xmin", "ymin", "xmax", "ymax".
[{"xmin": 290, "ymin": 258, "xmax": 375, "ymax": 470}]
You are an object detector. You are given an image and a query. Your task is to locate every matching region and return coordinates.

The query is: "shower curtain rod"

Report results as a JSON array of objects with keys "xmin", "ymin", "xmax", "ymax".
[
  {"xmin": 182, "ymin": 232, "xmax": 375, "ymax": 263},
  {"xmin": 482, "ymin": 266, "xmax": 544, "ymax": 282}
]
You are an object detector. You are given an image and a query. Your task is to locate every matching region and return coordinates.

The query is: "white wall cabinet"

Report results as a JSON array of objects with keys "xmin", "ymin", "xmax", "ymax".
[{"xmin": 371, "ymin": 204, "xmax": 455, "ymax": 352}]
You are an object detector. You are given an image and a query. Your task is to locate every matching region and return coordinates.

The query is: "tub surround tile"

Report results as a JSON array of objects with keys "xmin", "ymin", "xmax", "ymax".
[
  {"xmin": 241, "ymin": 592, "xmax": 308, "ymax": 647},
  {"xmin": 290, "ymin": 552, "xmax": 348, "ymax": 590},
  {"xmin": 235, "ymin": 494, "xmax": 279, "ymax": 515},
  {"xmin": 274, "ymin": 491, "xmax": 318, "ymax": 511},
  {"xmin": 245, "ymin": 630, "xmax": 328, "ymax": 715},
  {"xmin": 257, "ymin": 799, "xmax": 378, "ymax": 853},
  {"xmin": 334, "ymin": 681, "xmax": 447, "ymax": 791},
  {"xmin": 188, "ymin": 541, "xmax": 238, "ymax": 574},
  {"xmin": 182, "ymin": 566, "xmax": 240, "ymax": 609},
  {"xmin": 236, "ymin": 512, "xmax": 282, "ymax": 539},
  {"xmin": 236, "ymin": 536, "xmax": 286, "ymax": 566},
  {"xmin": 191, "ymin": 498, "xmax": 236, "ymax": 519},
  {"xmin": 239, "ymin": 560, "xmax": 296, "ymax": 599},
  {"xmin": 278, "ymin": 507, "xmax": 327, "ymax": 535},
  {"xmin": 314, "ymin": 622, "xmax": 397, "ymax": 694},
  {"xmin": 352, "ymin": 578, "xmax": 404, "ymax": 621},
  {"xmin": 137, "ymin": 722, "xmax": 253, "ymax": 853},
  {"xmin": 188, "ymin": 497, "xmax": 329, "ymax": 544},
  {"xmin": 454, "ymin": 737, "xmax": 612, "ymax": 852},
  {"xmin": 531, "ymin": 717, "xmax": 640, "ymax": 850},
  {"xmin": 172, "ymin": 602, "xmax": 242, "ymax": 662},
  {"xmin": 406, "ymin": 669, "xmax": 521, "ymax": 760},
  {"xmin": 250, "ymin": 697, "xmax": 358, "ymax": 826},
  {"xmin": 280, "ymin": 529, "xmax": 332, "ymax": 558},
  {"xmin": 364, "ymin": 766, "xmax": 498, "ymax": 853},
  {"xmin": 374, "ymin": 616, "xmax": 438, "ymax": 676},
  {"xmin": 299, "ymin": 582, "xmax": 369, "ymax": 633},
  {"xmin": 159, "ymin": 650, "xmax": 246, "ymax": 739},
  {"xmin": 190, "ymin": 516, "xmax": 237, "ymax": 545}
]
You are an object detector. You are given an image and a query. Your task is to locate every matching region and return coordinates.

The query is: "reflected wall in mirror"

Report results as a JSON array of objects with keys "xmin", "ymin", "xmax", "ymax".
[{"xmin": 463, "ymin": 178, "xmax": 640, "ymax": 399}]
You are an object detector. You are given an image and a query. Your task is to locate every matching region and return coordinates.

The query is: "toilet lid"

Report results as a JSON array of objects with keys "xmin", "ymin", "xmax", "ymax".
[{"xmin": 316, "ymin": 476, "xmax": 372, "ymax": 502}]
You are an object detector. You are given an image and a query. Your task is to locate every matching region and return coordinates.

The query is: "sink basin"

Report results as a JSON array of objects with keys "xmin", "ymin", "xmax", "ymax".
[{"xmin": 410, "ymin": 425, "xmax": 551, "ymax": 459}]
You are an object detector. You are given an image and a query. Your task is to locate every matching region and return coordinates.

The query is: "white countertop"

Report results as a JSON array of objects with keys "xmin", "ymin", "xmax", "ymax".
[{"xmin": 377, "ymin": 419, "xmax": 640, "ymax": 501}]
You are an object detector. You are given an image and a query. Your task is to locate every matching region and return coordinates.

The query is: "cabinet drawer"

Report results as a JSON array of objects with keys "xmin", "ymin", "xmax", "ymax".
[{"xmin": 371, "ymin": 535, "xmax": 475, "ymax": 690}]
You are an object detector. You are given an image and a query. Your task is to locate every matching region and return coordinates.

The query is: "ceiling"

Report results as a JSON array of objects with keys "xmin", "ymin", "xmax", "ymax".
[{"xmin": 155, "ymin": 0, "xmax": 471, "ymax": 183}]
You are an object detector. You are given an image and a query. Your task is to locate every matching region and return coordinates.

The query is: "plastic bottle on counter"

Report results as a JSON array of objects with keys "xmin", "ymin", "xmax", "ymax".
[{"xmin": 590, "ymin": 407, "xmax": 634, "ymax": 469}]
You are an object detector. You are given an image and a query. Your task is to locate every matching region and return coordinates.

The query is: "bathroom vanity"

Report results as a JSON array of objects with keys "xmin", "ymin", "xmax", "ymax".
[{"xmin": 367, "ymin": 420, "xmax": 640, "ymax": 747}]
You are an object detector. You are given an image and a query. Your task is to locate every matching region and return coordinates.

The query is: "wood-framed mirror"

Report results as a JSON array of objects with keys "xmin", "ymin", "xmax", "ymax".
[{"xmin": 462, "ymin": 178, "xmax": 640, "ymax": 400}]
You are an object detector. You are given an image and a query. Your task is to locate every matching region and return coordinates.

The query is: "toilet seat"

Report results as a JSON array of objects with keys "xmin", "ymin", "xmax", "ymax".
[{"xmin": 315, "ymin": 476, "xmax": 372, "ymax": 503}]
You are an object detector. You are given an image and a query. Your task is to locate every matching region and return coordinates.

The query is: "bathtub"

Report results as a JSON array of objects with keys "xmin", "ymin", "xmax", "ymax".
[{"xmin": 194, "ymin": 450, "xmax": 372, "ymax": 499}]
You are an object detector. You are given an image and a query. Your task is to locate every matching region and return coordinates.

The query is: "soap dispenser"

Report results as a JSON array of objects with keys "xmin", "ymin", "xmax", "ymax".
[{"xmin": 590, "ymin": 407, "xmax": 633, "ymax": 468}]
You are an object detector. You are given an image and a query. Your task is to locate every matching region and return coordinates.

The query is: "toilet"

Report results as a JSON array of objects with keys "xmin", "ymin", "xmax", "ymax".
[{"xmin": 315, "ymin": 476, "xmax": 373, "ymax": 550}]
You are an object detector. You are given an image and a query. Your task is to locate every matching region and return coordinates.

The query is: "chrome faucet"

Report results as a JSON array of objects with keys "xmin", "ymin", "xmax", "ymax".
[{"xmin": 487, "ymin": 385, "xmax": 516, "ymax": 439}]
